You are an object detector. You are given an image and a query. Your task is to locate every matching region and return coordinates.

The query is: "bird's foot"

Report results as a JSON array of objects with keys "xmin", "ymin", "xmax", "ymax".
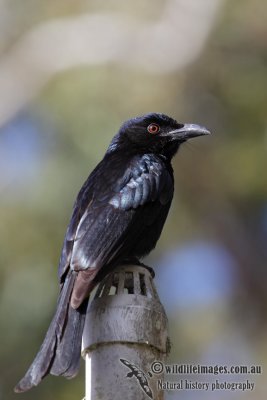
[
  {"xmin": 122, "ymin": 257, "xmax": 155, "ymax": 278},
  {"xmin": 137, "ymin": 262, "xmax": 155, "ymax": 278}
]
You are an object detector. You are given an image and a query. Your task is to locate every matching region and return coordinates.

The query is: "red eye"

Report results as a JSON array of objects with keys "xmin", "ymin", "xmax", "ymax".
[{"xmin": 147, "ymin": 123, "xmax": 160, "ymax": 134}]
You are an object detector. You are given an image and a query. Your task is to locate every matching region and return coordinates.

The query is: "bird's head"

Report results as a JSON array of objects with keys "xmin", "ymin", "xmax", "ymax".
[{"xmin": 108, "ymin": 113, "xmax": 210, "ymax": 159}]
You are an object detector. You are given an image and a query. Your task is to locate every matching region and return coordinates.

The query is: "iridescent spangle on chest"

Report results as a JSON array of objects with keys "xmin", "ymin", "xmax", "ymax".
[{"xmin": 109, "ymin": 155, "xmax": 173, "ymax": 210}]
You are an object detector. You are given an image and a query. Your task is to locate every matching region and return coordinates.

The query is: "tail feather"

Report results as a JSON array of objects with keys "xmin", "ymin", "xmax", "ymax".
[
  {"xmin": 14, "ymin": 271, "xmax": 87, "ymax": 393},
  {"xmin": 50, "ymin": 299, "xmax": 87, "ymax": 377}
]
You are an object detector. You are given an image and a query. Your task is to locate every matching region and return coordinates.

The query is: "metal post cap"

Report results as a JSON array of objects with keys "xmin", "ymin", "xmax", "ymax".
[{"xmin": 82, "ymin": 265, "xmax": 168, "ymax": 356}]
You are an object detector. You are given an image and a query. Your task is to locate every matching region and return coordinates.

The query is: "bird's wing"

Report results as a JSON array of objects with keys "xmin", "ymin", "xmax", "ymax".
[
  {"xmin": 58, "ymin": 154, "xmax": 173, "ymax": 307},
  {"xmin": 70, "ymin": 154, "xmax": 173, "ymax": 267},
  {"xmin": 57, "ymin": 173, "xmax": 95, "ymax": 281}
]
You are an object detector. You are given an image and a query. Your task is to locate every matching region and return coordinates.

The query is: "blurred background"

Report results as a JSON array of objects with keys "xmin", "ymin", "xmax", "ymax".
[{"xmin": 0, "ymin": 0, "xmax": 267, "ymax": 399}]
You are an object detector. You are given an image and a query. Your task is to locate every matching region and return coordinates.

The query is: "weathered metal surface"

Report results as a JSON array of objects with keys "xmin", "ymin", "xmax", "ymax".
[
  {"xmin": 85, "ymin": 344, "xmax": 165, "ymax": 400},
  {"xmin": 82, "ymin": 265, "xmax": 168, "ymax": 400}
]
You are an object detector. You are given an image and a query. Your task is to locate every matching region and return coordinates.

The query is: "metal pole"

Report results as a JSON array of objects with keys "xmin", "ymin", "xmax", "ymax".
[{"xmin": 82, "ymin": 265, "xmax": 169, "ymax": 400}]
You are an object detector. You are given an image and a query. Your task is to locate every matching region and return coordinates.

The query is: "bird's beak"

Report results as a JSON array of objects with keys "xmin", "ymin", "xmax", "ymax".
[{"xmin": 168, "ymin": 124, "xmax": 211, "ymax": 140}]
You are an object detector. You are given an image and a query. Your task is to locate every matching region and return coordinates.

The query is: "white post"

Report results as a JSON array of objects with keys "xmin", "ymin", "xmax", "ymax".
[{"xmin": 85, "ymin": 353, "xmax": 92, "ymax": 400}]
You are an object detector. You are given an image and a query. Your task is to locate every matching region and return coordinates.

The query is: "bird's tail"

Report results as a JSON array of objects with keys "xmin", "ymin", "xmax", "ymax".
[{"xmin": 14, "ymin": 271, "xmax": 87, "ymax": 393}]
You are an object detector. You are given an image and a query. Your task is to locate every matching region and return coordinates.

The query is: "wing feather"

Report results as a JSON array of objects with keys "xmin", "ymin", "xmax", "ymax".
[{"xmin": 58, "ymin": 153, "xmax": 173, "ymax": 306}]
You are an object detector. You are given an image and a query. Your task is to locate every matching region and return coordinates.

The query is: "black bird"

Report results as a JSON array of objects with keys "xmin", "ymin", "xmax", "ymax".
[{"xmin": 15, "ymin": 113, "xmax": 210, "ymax": 392}]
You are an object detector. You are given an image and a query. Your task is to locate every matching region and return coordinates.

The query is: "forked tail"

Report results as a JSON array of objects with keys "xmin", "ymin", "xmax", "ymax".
[{"xmin": 14, "ymin": 271, "xmax": 87, "ymax": 393}]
